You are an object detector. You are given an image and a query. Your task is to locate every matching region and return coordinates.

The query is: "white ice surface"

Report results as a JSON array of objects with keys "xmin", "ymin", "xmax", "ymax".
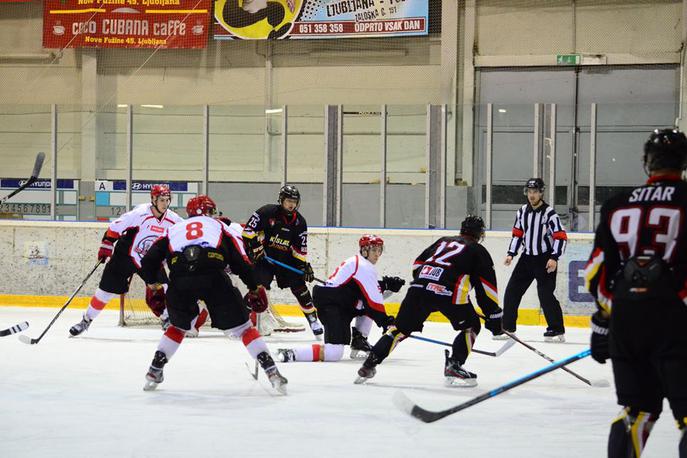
[{"xmin": 0, "ymin": 307, "xmax": 679, "ymax": 458}]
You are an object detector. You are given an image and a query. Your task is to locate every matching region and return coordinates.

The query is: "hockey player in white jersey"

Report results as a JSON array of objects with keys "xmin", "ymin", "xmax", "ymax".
[
  {"xmin": 275, "ymin": 235, "xmax": 403, "ymax": 363},
  {"xmin": 69, "ymin": 184, "xmax": 184, "ymax": 336},
  {"xmin": 139, "ymin": 195, "xmax": 287, "ymax": 394}
]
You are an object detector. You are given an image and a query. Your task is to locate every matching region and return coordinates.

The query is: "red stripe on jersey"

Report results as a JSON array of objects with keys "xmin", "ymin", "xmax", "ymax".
[
  {"xmin": 479, "ymin": 276, "xmax": 496, "ymax": 292},
  {"xmin": 552, "ymin": 231, "xmax": 568, "ymax": 241},
  {"xmin": 512, "ymin": 227, "xmax": 524, "ymax": 238},
  {"xmin": 164, "ymin": 326, "xmax": 185, "ymax": 343},
  {"xmin": 241, "ymin": 327, "xmax": 261, "ymax": 346},
  {"xmin": 90, "ymin": 296, "xmax": 108, "ymax": 311},
  {"xmin": 312, "ymin": 344, "xmax": 321, "ymax": 361},
  {"xmin": 647, "ymin": 174, "xmax": 683, "ymax": 184},
  {"xmin": 451, "ymin": 275, "xmax": 464, "ymax": 304},
  {"xmin": 163, "ymin": 217, "xmax": 176, "ymax": 224},
  {"xmin": 353, "ymin": 277, "xmax": 385, "ymax": 312},
  {"xmin": 105, "ymin": 229, "xmax": 120, "ymax": 240},
  {"xmin": 292, "ymin": 246, "xmax": 306, "ymax": 256},
  {"xmin": 585, "ymin": 248, "xmax": 602, "ymax": 269}
]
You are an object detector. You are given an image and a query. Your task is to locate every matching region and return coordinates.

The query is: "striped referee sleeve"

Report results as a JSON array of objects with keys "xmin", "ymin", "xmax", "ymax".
[
  {"xmin": 546, "ymin": 208, "xmax": 567, "ymax": 259},
  {"xmin": 507, "ymin": 206, "xmax": 525, "ymax": 256}
]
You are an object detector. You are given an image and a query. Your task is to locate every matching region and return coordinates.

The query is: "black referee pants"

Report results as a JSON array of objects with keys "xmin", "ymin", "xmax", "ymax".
[{"xmin": 503, "ymin": 254, "xmax": 564, "ymax": 333}]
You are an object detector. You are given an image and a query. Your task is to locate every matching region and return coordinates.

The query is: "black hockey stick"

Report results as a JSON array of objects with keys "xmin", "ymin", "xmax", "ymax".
[
  {"xmin": 501, "ymin": 330, "xmax": 608, "ymax": 387},
  {"xmin": 0, "ymin": 152, "xmax": 46, "ymax": 205},
  {"xmin": 0, "ymin": 321, "xmax": 29, "ymax": 337},
  {"xmin": 408, "ymin": 334, "xmax": 515, "ymax": 357},
  {"xmin": 393, "ymin": 348, "xmax": 592, "ymax": 423},
  {"xmin": 265, "ymin": 256, "xmax": 327, "ymax": 284},
  {"xmin": 18, "ymin": 260, "xmax": 102, "ymax": 345}
]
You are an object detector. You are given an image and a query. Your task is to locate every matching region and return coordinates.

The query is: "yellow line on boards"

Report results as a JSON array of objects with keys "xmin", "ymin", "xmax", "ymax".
[{"xmin": 0, "ymin": 294, "xmax": 592, "ymax": 328}]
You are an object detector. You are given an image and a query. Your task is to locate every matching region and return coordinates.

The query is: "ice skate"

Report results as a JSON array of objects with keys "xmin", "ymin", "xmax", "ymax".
[
  {"xmin": 257, "ymin": 352, "xmax": 288, "ymax": 394},
  {"xmin": 349, "ymin": 327, "xmax": 372, "ymax": 359},
  {"xmin": 444, "ymin": 350, "xmax": 477, "ymax": 387},
  {"xmin": 492, "ymin": 330, "xmax": 513, "ymax": 341},
  {"xmin": 69, "ymin": 314, "xmax": 92, "ymax": 337},
  {"xmin": 275, "ymin": 348, "xmax": 296, "ymax": 363},
  {"xmin": 305, "ymin": 310, "xmax": 324, "ymax": 340},
  {"xmin": 543, "ymin": 330, "xmax": 565, "ymax": 343},
  {"xmin": 143, "ymin": 351, "xmax": 167, "ymax": 391},
  {"xmin": 354, "ymin": 354, "xmax": 379, "ymax": 384}
]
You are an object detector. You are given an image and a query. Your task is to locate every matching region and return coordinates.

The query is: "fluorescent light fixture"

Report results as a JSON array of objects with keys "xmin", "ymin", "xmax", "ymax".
[
  {"xmin": 141, "ymin": 104, "xmax": 164, "ymax": 109},
  {"xmin": 498, "ymin": 109, "xmax": 507, "ymax": 113},
  {"xmin": 117, "ymin": 104, "xmax": 128, "ymax": 108},
  {"xmin": 265, "ymin": 108, "xmax": 283, "ymax": 114}
]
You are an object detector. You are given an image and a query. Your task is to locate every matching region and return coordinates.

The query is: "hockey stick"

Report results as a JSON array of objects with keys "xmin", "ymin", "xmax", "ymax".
[
  {"xmin": 393, "ymin": 348, "xmax": 592, "ymax": 423},
  {"xmin": 264, "ymin": 256, "xmax": 326, "ymax": 284},
  {"xmin": 247, "ymin": 313, "xmax": 260, "ymax": 380},
  {"xmin": 501, "ymin": 330, "xmax": 608, "ymax": 387},
  {"xmin": 0, "ymin": 321, "xmax": 29, "ymax": 337},
  {"xmin": 18, "ymin": 260, "xmax": 102, "ymax": 345},
  {"xmin": 408, "ymin": 334, "xmax": 515, "ymax": 357},
  {"xmin": 0, "ymin": 152, "xmax": 46, "ymax": 205}
]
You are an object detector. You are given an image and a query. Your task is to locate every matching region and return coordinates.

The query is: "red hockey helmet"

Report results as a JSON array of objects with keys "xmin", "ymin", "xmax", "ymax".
[
  {"xmin": 359, "ymin": 234, "xmax": 384, "ymax": 250},
  {"xmin": 150, "ymin": 184, "xmax": 171, "ymax": 199},
  {"xmin": 186, "ymin": 195, "xmax": 217, "ymax": 217}
]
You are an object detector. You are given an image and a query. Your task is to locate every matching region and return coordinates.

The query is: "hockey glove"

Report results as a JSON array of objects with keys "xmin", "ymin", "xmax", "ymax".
[
  {"xmin": 303, "ymin": 263, "xmax": 315, "ymax": 283},
  {"xmin": 98, "ymin": 238, "xmax": 114, "ymax": 262},
  {"xmin": 244, "ymin": 286, "xmax": 269, "ymax": 313},
  {"xmin": 380, "ymin": 276, "xmax": 405, "ymax": 293},
  {"xmin": 217, "ymin": 216, "xmax": 232, "ymax": 226},
  {"xmin": 145, "ymin": 286, "xmax": 167, "ymax": 317},
  {"xmin": 249, "ymin": 244, "xmax": 265, "ymax": 263},
  {"xmin": 484, "ymin": 311, "xmax": 504, "ymax": 336},
  {"xmin": 382, "ymin": 315, "xmax": 395, "ymax": 333},
  {"xmin": 590, "ymin": 311, "xmax": 610, "ymax": 364}
]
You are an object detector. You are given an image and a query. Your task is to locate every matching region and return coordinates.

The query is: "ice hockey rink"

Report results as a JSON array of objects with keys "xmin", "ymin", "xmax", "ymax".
[{"xmin": 0, "ymin": 306, "xmax": 678, "ymax": 458}]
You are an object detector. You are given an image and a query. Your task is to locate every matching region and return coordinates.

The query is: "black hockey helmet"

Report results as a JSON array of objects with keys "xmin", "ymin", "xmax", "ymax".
[
  {"xmin": 643, "ymin": 128, "xmax": 687, "ymax": 173},
  {"xmin": 460, "ymin": 215, "xmax": 485, "ymax": 241},
  {"xmin": 524, "ymin": 177, "xmax": 545, "ymax": 195},
  {"xmin": 278, "ymin": 184, "xmax": 300, "ymax": 209}
]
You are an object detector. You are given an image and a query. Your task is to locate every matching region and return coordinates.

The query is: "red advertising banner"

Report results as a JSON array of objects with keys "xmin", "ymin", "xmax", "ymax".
[{"xmin": 43, "ymin": 1, "xmax": 211, "ymax": 49}]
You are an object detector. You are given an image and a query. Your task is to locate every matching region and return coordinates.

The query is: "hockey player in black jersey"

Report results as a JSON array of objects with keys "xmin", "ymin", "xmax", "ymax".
[
  {"xmin": 356, "ymin": 216, "xmax": 504, "ymax": 387},
  {"xmin": 242, "ymin": 185, "xmax": 323, "ymax": 338},
  {"xmin": 585, "ymin": 128, "xmax": 687, "ymax": 457}
]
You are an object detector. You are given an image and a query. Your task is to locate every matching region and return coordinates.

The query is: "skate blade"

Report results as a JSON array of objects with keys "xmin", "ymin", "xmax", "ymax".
[
  {"xmin": 143, "ymin": 380, "xmax": 159, "ymax": 391},
  {"xmin": 354, "ymin": 376, "xmax": 372, "ymax": 385},
  {"xmin": 270, "ymin": 380, "xmax": 288, "ymax": 395},
  {"xmin": 544, "ymin": 336, "xmax": 566, "ymax": 343},
  {"xmin": 492, "ymin": 334, "xmax": 511, "ymax": 341},
  {"xmin": 444, "ymin": 377, "xmax": 478, "ymax": 388}
]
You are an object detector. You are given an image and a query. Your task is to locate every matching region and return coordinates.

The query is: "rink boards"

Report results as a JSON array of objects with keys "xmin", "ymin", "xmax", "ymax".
[{"xmin": 0, "ymin": 221, "xmax": 595, "ymax": 328}]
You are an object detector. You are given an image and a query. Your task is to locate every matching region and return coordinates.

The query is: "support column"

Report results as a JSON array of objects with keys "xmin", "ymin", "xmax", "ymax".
[{"xmin": 323, "ymin": 105, "xmax": 341, "ymax": 226}]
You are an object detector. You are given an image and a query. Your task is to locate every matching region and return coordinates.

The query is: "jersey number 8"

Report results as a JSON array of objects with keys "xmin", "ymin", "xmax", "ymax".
[{"xmin": 185, "ymin": 221, "xmax": 204, "ymax": 240}]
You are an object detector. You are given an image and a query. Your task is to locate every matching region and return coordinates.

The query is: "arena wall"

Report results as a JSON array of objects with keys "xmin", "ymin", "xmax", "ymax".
[{"xmin": 0, "ymin": 220, "xmax": 595, "ymax": 327}]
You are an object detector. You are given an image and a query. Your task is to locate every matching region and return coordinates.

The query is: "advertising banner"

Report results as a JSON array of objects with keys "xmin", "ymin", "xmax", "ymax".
[
  {"xmin": 214, "ymin": 0, "xmax": 428, "ymax": 40},
  {"xmin": 43, "ymin": 0, "xmax": 211, "ymax": 49}
]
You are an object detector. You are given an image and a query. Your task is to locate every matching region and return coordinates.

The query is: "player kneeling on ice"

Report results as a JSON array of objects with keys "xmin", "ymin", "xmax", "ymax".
[
  {"xmin": 356, "ymin": 216, "xmax": 504, "ymax": 387},
  {"xmin": 275, "ymin": 235, "xmax": 403, "ymax": 363},
  {"xmin": 139, "ymin": 195, "xmax": 287, "ymax": 394},
  {"xmin": 69, "ymin": 185, "xmax": 184, "ymax": 336}
]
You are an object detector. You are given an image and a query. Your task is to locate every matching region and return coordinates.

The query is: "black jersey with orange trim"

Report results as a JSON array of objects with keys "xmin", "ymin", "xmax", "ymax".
[
  {"xmin": 242, "ymin": 204, "xmax": 308, "ymax": 267},
  {"xmin": 584, "ymin": 175, "xmax": 687, "ymax": 314},
  {"xmin": 411, "ymin": 236, "xmax": 501, "ymax": 316}
]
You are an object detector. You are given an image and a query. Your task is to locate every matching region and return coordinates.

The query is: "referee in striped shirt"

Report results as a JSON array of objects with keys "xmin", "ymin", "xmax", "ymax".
[{"xmin": 499, "ymin": 178, "xmax": 568, "ymax": 342}]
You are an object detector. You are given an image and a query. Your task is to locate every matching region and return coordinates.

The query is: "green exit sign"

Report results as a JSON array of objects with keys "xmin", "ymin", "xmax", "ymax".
[{"xmin": 557, "ymin": 54, "xmax": 581, "ymax": 65}]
